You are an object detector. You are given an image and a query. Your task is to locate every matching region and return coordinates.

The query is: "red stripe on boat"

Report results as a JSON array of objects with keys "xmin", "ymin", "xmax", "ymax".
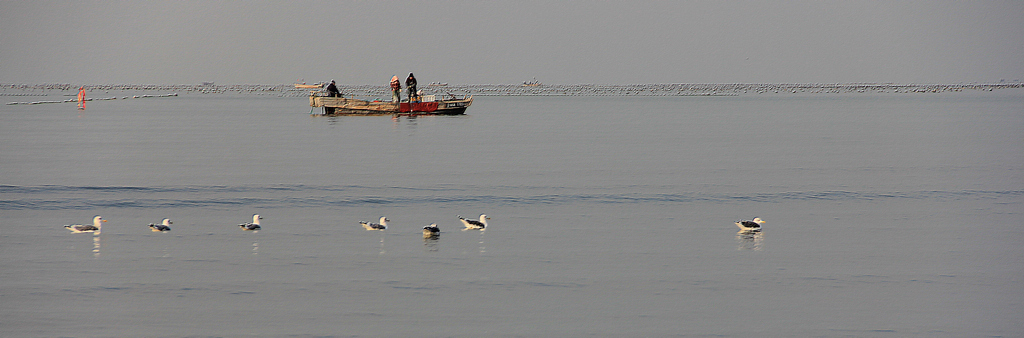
[{"xmin": 399, "ymin": 102, "xmax": 439, "ymax": 113}]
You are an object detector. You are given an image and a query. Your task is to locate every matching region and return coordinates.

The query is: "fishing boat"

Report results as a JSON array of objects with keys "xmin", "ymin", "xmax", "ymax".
[
  {"xmin": 294, "ymin": 83, "xmax": 323, "ymax": 89},
  {"xmin": 310, "ymin": 93, "xmax": 473, "ymax": 115}
]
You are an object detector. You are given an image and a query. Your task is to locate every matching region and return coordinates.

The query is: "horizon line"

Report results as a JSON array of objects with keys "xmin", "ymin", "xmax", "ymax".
[{"xmin": 4, "ymin": 82, "xmax": 1022, "ymax": 88}]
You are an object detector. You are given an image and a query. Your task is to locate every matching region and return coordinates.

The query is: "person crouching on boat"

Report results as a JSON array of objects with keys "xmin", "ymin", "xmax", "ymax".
[
  {"xmin": 390, "ymin": 75, "xmax": 402, "ymax": 102},
  {"xmin": 326, "ymin": 80, "xmax": 341, "ymax": 97},
  {"xmin": 406, "ymin": 73, "xmax": 418, "ymax": 102}
]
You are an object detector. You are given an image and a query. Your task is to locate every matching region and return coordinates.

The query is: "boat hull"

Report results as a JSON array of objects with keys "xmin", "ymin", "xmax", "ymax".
[{"xmin": 310, "ymin": 96, "xmax": 472, "ymax": 115}]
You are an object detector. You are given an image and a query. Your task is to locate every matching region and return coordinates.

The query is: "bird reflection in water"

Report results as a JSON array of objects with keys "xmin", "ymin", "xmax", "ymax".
[
  {"xmin": 477, "ymin": 228, "xmax": 487, "ymax": 254},
  {"xmin": 375, "ymin": 229, "xmax": 386, "ymax": 255},
  {"xmin": 93, "ymin": 235, "xmax": 101, "ymax": 258},
  {"xmin": 423, "ymin": 235, "xmax": 440, "ymax": 252},
  {"xmin": 736, "ymin": 230, "xmax": 764, "ymax": 251}
]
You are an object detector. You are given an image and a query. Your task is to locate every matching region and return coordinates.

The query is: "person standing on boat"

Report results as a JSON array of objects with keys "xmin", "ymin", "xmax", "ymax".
[
  {"xmin": 326, "ymin": 80, "xmax": 341, "ymax": 97},
  {"xmin": 406, "ymin": 73, "xmax": 418, "ymax": 102},
  {"xmin": 77, "ymin": 86, "xmax": 86, "ymax": 110},
  {"xmin": 390, "ymin": 75, "xmax": 402, "ymax": 102}
]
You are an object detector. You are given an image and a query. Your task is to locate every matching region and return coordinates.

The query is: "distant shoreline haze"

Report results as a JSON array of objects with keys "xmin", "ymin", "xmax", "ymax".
[{"xmin": 3, "ymin": 82, "xmax": 1021, "ymax": 98}]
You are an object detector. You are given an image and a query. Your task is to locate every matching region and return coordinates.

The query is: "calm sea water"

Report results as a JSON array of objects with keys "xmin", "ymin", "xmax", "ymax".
[{"xmin": 1, "ymin": 90, "xmax": 1022, "ymax": 337}]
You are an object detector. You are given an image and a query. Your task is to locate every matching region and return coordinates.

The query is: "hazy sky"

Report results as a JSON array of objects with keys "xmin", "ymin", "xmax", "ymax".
[{"xmin": 2, "ymin": 1, "xmax": 1021, "ymax": 85}]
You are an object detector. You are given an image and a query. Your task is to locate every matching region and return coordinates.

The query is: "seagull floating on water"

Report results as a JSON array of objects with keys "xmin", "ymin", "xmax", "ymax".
[
  {"xmin": 735, "ymin": 217, "xmax": 765, "ymax": 231},
  {"xmin": 149, "ymin": 218, "xmax": 172, "ymax": 232},
  {"xmin": 360, "ymin": 216, "xmax": 388, "ymax": 231},
  {"xmin": 423, "ymin": 223, "xmax": 440, "ymax": 237},
  {"xmin": 65, "ymin": 215, "xmax": 106, "ymax": 233},
  {"xmin": 239, "ymin": 214, "xmax": 262, "ymax": 231},
  {"xmin": 458, "ymin": 214, "xmax": 489, "ymax": 230}
]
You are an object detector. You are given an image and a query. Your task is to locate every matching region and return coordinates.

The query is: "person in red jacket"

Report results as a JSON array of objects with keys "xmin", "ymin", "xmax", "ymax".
[{"xmin": 390, "ymin": 75, "xmax": 402, "ymax": 102}]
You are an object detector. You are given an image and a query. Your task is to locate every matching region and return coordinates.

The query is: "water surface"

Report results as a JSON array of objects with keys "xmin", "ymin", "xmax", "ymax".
[{"xmin": 1, "ymin": 90, "xmax": 1021, "ymax": 337}]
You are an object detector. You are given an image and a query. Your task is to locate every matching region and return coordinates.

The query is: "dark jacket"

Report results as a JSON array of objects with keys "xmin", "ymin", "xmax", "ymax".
[{"xmin": 326, "ymin": 82, "xmax": 340, "ymax": 97}]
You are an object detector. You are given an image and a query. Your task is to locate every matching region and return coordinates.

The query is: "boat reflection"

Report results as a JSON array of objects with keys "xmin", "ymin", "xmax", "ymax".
[
  {"xmin": 324, "ymin": 115, "xmax": 340, "ymax": 125},
  {"xmin": 736, "ymin": 230, "xmax": 764, "ymax": 251}
]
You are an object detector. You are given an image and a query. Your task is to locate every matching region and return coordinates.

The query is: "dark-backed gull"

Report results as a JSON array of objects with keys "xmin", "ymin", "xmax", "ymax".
[
  {"xmin": 239, "ymin": 214, "xmax": 262, "ymax": 231},
  {"xmin": 458, "ymin": 214, "xmax": 490, "ymax": 230},
  {"xmin": 64, "ymin": 215, "xmax": 106, "ymax": 233},
  {"xmin": 149, "ymin": 218, "xmax": 172, "ymax": 232},
  {"xmin": 360, "ymin": 216, "xmax": 388, "ymax": 231},
  {"xmin": 735, "ymin": 217, "xmax": 765, "ymax": 231},
  {"xmin": 423, "ymin": 223, "xmax": 440, "ymax": 237}
]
